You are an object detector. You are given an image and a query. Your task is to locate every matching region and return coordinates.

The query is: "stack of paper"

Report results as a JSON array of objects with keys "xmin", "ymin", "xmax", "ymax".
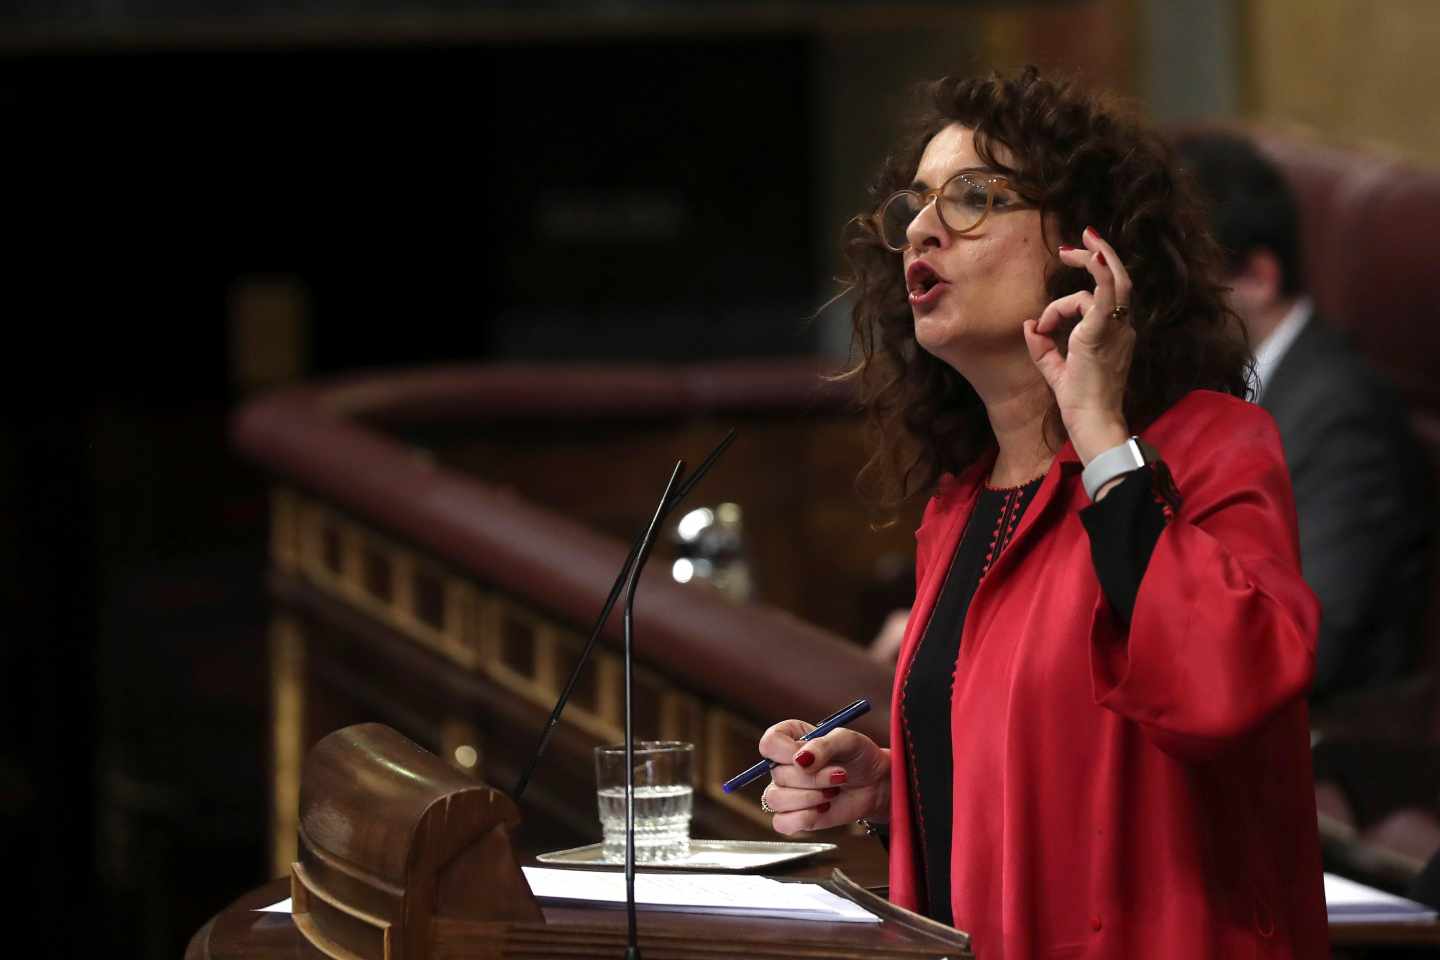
[
  {"xmin": 1326, "ymin": 872, "xmax": 1438, "ymax": 924},
  {"xmin": 520, "ymin": 867, "xmax": 880, "ymax": 923}
]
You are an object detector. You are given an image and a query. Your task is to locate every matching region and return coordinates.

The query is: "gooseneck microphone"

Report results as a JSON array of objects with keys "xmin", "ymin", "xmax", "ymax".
[
  {"xmin": 618, "ymin": 460, "xmax": 687, "ymax": 960},
  {"xmin": 512, "ymin": 429, "xmax": 737, "ymax": 803},
  {"xmin": 508, "ymin": 431, "xmax": 735, "ymax": 960}
]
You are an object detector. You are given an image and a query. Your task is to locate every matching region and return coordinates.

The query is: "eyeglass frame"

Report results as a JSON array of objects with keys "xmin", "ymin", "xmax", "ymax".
[{"xmin": 870, "ymin": 168, "xmax": 1036, "ymax": 253}]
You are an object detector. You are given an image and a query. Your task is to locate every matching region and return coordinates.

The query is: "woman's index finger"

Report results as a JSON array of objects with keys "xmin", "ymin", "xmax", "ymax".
[
  {"xmin": 793, "ymin": 725, "xmax": 869, "ymax": 768},
  {"xmin": 758, "ymin": 718, "xmax": 817, "ymax": 763}
]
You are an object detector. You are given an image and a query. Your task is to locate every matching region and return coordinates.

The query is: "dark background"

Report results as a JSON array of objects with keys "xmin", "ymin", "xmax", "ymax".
[
  {"xmin": 3, "ymin": 28, "xmax": 821, "ymax": 959},
  {"xmin": 5, "ymin": 1, "xmax": 1438, "ymax": 956}
]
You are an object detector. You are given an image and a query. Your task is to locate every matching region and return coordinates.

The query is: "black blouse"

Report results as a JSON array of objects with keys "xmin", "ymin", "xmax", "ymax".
[{"xmin": 900, "ymin": 466, "xmax": 1168, "ymax": 924}]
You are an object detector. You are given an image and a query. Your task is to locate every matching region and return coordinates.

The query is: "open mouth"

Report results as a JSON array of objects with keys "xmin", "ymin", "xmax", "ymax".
[{"xmin": 906, "ymin": 260, "xmax": 949, "ymax": 305}]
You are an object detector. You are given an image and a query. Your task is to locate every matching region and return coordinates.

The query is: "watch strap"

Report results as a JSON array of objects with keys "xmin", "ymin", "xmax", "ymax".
[{"xmin": 1082, "ymin": 437, "xmax": 1147, "ymax": 500}]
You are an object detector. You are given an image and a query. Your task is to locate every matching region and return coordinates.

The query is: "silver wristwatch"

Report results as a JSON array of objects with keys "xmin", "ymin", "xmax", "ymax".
[{"xmin": 1081, "ymin": 436, "xmax": 1154, "ymax": 501}]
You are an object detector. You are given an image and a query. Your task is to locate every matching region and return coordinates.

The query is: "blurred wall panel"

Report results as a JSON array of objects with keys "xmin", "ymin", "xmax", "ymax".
[
  {"xmin": 1241, "ymin": 0, "xmax": 1440, "ymax": 168},
  {"xmin": 227, "ymin": 276, "xmax": 311, "ymax": 390},
  {"xmin": 1142, "ymin": 0, "xmax": 1236, "ymax": 123},
  {"xmin": 485, "ymin": 35, "xmax": 820, "ymax": 360}
]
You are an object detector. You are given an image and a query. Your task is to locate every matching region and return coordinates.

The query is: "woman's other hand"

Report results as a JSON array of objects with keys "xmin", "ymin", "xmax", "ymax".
[
  {"xmin": 756, "ymin": 720, "xmax": 890, "ymax": 835},
  {"xmin": 1023, "ymin": 226, "xmax": 1134, "ymax": 464}
]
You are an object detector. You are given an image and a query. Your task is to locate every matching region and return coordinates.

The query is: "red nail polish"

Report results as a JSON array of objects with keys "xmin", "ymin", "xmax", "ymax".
[
  {"xmin": 1096, "ymin": 251, "xmax": 1107, "ymax": 266},
  {"xmin": 1085, "ymin": 225, "xmax": 1098, "ymax": 238},
  {"xmin": 829, "ymin": 770, "xmax": 848, "ymax": 785},
  {"xmin": 816, "ymin": 802, "xmax": 831, "ymax": 813},
  {"xmin": 822, "ymin": 787, "xmax": 841, "ymax": 799},
  {"xmin": 794, "ymin": 751, "xmax": 815, "ymax": 768},
  {"xmin": 1059, "ymin": 244, "xmax": 1078, "ymax": 252}
]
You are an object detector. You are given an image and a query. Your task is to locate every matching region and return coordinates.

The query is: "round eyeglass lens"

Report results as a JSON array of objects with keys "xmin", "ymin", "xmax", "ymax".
[
  {"xmin": 938, "ymin": 176, "xmax": 992, "ymax": 234},
  {"xmin": 879, "ymin": 192, "xmax": 923, "ymax": 250},
  {"xmin": 877, "ymin": 176, "xmax": 998, "ymax": 250}
]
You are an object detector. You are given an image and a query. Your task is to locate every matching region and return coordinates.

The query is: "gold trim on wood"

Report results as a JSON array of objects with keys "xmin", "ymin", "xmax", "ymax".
[
  {"xmin": 298, "ymin": 501, "xmax": 340, "ymax": 583},
  {"xmin": 270, "ymin": 614, "xmax": 306, "ymax": 877},
  {"xmin": 339, "ymin": 521, "xmax": 365, "ymax": 598},
  {"xmin": 436, "ymin": 577, "xmax": 479, "ymax": 669},
  {"xmin": 274, "ymin": 487, "xmax": 779, "ymax": 832},
  {"xmin": 271, "ymin": 487, "xmax": 301, "ymax": 574},
  {"xmin": 595, "ymin": 654, "xmax": 624, "ymax": 731},
  {"xmin": 389, "ymin": 548, "xmax": 415, "ymax": 621},
  {"xmin": 294, "ymin": 497, "xmax": 482, "ymax": 666},
  {"xmin": 476, "ymin": 598, "xmax": 554, "ymax": 706},
  {"xmin": 661, "ymin": 691, "xmax": 706, "ymax": 787},
  {"xmin": 704, "ymin": 708, "xmax": 770, "ymax": 826}
]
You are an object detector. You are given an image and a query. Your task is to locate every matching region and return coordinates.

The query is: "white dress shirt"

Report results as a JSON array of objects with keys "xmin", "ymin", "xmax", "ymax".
[{"xmin": 1250, "ymin": 297, "xmax": 1313, "ymax": 404}]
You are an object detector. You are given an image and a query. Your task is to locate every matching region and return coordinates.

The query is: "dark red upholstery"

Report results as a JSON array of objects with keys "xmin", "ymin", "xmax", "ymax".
[
  {"xmin": 1258, "ymin": 133, "xmax": 1440, "ymax": 694},
  {"xmin": 1255, "ymin": 133, "xmax": 1440, "ymax": 424},
  {"xmin": 1253, "ymin": 134, "xmax": 1440, "ymax": 888}
]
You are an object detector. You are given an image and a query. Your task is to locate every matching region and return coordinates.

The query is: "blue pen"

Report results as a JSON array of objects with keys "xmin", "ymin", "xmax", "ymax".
[{"xmin": 720, "ymin": 697, "xmax": 872, "ymax": 793}]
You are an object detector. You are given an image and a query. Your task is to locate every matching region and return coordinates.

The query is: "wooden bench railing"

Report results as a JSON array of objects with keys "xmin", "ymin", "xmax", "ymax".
[{"xmin": 234, "ymin": 361, "xmax": 908, "ymax": 874}]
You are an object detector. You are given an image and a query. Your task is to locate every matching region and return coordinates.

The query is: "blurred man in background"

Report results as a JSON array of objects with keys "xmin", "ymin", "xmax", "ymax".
[{"xmin": 1174, "ymin": 130, "xmax": 1435, "ymax": 705}]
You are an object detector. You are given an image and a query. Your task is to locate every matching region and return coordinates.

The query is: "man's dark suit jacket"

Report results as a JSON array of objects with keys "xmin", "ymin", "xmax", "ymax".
[{"xmin": 1260, "ymin": 315, "xmax": 1436, "ymax": 701}]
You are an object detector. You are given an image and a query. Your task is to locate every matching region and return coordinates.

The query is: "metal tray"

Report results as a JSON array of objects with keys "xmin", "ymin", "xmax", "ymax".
[{"xmin": 534, "ymin": 839, "xmax": 837, "ymax": 872}]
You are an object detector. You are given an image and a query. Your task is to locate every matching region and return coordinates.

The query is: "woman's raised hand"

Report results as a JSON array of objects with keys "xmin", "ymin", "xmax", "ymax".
[
  {"xmin": 756, "ymin": 719, "xmax": 890, "ymax": 836},
  {"xmin": 1022, "ymin": 226, "xmax": 1135, "ymax": 464}
]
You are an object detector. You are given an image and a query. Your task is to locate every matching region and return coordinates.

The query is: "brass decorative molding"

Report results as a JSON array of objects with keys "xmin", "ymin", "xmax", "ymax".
[
  {"xmin": 270, "ymin": 614, "xmax": 306, "ymax": 877},
  {"xmin": 271, "ymin": 487, "xmax": 302, "ymax": 574},
  {"xmin": 272, "ymin": 486, "xmax": 770, "ymax": 826},
  {"xmin": 705, "ymin": 708, "xmax": 768, "ymax": 823}
]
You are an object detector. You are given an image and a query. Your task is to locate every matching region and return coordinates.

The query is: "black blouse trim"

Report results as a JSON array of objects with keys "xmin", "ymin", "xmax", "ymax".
[{"xmin": 900, "ymin": 467, "xmax": 1168, "ymax": 925}]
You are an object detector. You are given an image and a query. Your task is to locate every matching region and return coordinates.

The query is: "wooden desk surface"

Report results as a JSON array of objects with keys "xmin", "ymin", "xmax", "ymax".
[
  {"xmin": 186, "ymin": 833, "xmax": 1440, "ymax": 959},
  {"xmin": 187, "ymin": 833, "xmax": 910, "ymax": 960}
]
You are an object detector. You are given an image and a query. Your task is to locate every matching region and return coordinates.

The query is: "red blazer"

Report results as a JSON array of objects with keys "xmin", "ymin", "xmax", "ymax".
[{"xmin": 887, "ymin": 390, "xmax": 1329, "ymax": 959}]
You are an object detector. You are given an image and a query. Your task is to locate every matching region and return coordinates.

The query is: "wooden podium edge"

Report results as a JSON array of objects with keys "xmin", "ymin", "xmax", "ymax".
[
  {"xmin": 827, "ymin": 868, "xmax": 974, "ymax": 956},
  {"xmin": 292, "ymin": 861, "xmax": 395, "ymax": 960}
]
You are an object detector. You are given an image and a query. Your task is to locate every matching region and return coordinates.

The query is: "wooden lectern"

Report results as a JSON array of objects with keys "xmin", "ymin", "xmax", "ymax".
[
  {"xmin": 290, "ymin": 723, "xmax": 542, "ymax": 960},
  {"xmin": 284, "ymin": 723, "xmax": 974, "ymax": 960}
]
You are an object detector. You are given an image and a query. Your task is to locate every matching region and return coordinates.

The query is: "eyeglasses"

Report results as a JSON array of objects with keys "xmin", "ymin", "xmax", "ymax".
[{"xmin": 872, "ymin": 170, "xmax": 1032, "ymax": 252}]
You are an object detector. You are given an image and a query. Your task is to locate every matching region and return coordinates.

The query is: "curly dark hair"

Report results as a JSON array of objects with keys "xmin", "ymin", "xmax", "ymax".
[{"xmin": 842, "ymin": 66, "xmax": 1252, "ymax": 508}]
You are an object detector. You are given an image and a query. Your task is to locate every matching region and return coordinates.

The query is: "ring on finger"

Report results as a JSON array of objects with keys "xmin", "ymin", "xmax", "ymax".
[
  {"xmin": 760, "ymin": 789, "xmax": 775, "ymax": 814},
  {"xmin": 1110, "ymin": 304, "xmax": 1130, "ymax": 323}
]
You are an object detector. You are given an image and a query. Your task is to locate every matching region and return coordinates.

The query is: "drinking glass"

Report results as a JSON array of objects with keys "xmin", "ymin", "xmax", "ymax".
[{"xmin": 594, "ymin": 740, "xmax": 694, "ymax": 863}]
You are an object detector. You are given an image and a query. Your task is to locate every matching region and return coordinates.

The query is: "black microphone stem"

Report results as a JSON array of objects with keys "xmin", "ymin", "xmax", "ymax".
[
  {"xmin": 511, "ymin": 430, "xmax": 735, "ymax": 802},
  {"xmin": 621, "ymin": 460, "xmax": 687, "ymax": 960}
]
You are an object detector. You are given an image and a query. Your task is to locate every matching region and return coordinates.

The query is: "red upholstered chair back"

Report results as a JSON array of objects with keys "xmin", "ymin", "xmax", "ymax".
[
  {"xmin": 1254, "ymin": 135, "xmax": 1440, "ymax": 418},
  {"xmin": 1253, "ymin": 133, "xmax": 1440, "ymax": 729}
]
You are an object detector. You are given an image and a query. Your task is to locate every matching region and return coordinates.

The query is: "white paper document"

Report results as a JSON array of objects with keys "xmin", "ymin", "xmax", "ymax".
[
  {"xmin": 520, "ymin": 866, "xmax": 880, "ymax": 923},
  {"xmin": 671, "ymin": 849, "xmax": 819, "ymax": 870},
  {"xmin": 1326, "ymin": 872, "xmax": 1437, "ymax": 925}
]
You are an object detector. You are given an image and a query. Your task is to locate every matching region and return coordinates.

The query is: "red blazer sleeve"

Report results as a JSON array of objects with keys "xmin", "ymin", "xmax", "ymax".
[{"xmin": 1088, "ymin": 394, "xmax": 1319, "ymax": 761}]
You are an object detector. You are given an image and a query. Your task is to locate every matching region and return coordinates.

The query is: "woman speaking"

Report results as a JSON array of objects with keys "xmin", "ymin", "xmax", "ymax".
[{"xmin": 757, "ymin": 67, "xmax": 1328, "ymax": 958}]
